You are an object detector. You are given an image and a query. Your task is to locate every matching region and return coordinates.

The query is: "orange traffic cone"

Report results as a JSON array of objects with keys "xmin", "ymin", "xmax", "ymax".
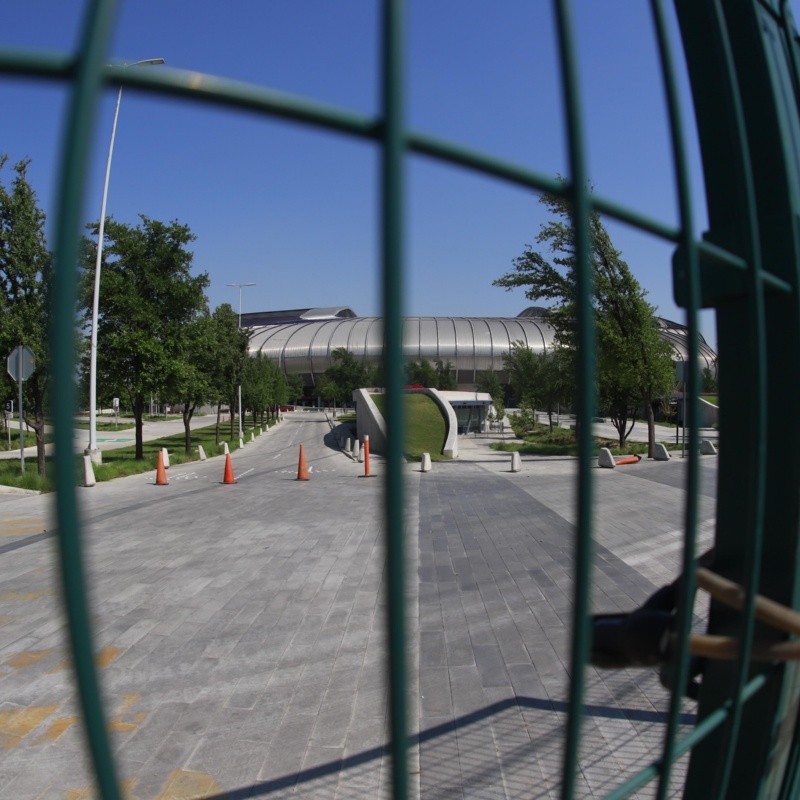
[
  {"xmin": 297, "ymin": 444, "xmax": 309, "ymax": 481},
  {"xmin": 222, "ymin": 452, "xmax": 236, "ymax": 484},
  {"xmin": 156, "ymin": 449, "xmax": 169, "ymax": 485}
]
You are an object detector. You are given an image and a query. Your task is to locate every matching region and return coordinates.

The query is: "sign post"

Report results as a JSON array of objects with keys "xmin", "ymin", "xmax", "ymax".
[
  {"xmin": 7, "ymin": 346, "xmax": 36, "ymax": 474},
  {"xmin": 3, "ymin": 400, "xmax": 11, "ymax": 450}
]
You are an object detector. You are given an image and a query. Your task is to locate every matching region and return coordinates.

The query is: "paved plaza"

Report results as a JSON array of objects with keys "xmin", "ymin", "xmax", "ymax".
[{"xmin": 0, "ymin": 412, "xmax": 717, "ymax": 798}]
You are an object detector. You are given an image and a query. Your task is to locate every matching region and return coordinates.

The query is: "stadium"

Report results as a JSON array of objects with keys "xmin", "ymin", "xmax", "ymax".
[{"xmin": 244, "ymin": 305, "xmax": 718, "ymax": 390}]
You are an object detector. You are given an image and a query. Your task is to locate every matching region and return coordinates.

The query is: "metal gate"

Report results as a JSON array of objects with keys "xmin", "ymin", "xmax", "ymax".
[{"xmin": 2, "ymin": 0, "xmax": 800, "ymax": 797}]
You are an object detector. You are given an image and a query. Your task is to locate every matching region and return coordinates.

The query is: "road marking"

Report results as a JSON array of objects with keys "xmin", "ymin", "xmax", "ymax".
[
  {"xmin": 5, "ymin": 649, "xmax": 52, "ymax": 670},
  {"xmin": 49, "ymin": 645, "xmax": 121, "ymax": 673},
  {"xmin": 0, "ymin": 705, "xmax": 58, "ymax": 750},
  {"xmin": 0, "ymin": 518, "xmax": 46, "ymax": 536},
  {"xmin": 0, "ymin": 590, "xmax": 46, "ymax": 602},
  {"xmin": 155, "ymin": 769, "xmax": 222, "ymax": 800}
]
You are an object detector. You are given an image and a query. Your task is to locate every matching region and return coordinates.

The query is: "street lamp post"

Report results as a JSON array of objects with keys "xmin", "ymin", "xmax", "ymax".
[
  {"xmin": 86, "ymin": 58, "xmax": 165, "ymax": 465},
  {"xmin": 228, "ymin": 282, "xmax": 256, "ymax": 441}
]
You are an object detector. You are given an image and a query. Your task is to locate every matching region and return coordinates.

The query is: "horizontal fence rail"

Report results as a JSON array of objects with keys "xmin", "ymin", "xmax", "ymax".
[{"xmin": 2, "ymin": 0, "xmax": 799, "ymax": 797}]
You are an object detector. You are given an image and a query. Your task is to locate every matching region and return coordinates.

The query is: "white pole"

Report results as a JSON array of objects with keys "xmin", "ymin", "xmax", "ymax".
[
  {"xmin": 18, "ymin": 349, "xmax": 24, "ymax": 475},
  {"xmin": 228, "ymin": 281, "xmax": 255, "ymax": 441},
  {"xmin": 86, "ymin": 58, "xmax": 164, "ymax": 465},
  {"xmin": 87, "ymin": 85, "xmax": 123, "ymax": 464}
]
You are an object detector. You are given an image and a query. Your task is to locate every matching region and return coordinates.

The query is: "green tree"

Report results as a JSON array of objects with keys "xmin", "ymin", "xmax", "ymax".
[
  {"xmin": 242, "ymin": 353, "xmax": 288, "ymax": 426},
  {"xmin": 406, "ymin": 360, "xmax": 438, "ymax": 388},
  {"xmin": 503, "ymin": 343, "xmax": 541, "ymax": 409},
  {"xmin": 323, "ymin": 348, "xmax": 375, "ymax": 406},
  {"xmin": 0, "ymin": 157, "xmax": 52, "ymax": 476},
  {"xmin": 702, "ymin": 365, "xmax": 718, "ymax": 394},
  {"xmin": 494, "ymin": 185, "xmax": 674, "ymax": 455},
  {"xmin": 80, "ymin": 215, "xmax": 209, "ymax": 459},
  {"xmin": 434, "ymin": 359, "xmax": 457, "ymax": 391},
  {"xmin": 476, "ymin": 370, "xmax": 506, "ymax": 425},
  {"xmin": 197, "ymin": 303, "xmax": 248, "ymax": 446},
  {"xmin": 286, "ymin": 373, "xmax": 304, "ymax": 404},
  {"xmin": 317, "ymin": 378, "xmax": 342, "ymax": 414},
  {"xmin": 170, "ymin": 312, "xmax": 218, "ymax": 456}
]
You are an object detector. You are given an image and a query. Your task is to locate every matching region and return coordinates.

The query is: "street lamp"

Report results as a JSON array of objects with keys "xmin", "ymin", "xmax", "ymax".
[
  {"xmin": 86, "ymin": 58, "xmax": 165, "ymax": 465},
  {"xmin": 227, "ymin": 282, "xmax": 256, "ymax": 441}
]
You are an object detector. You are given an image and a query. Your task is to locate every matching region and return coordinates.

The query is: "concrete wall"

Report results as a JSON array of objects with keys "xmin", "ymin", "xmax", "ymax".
[
  {"xmin": 698, "ymin": 397, "xmax": 719, "ymax": 428},
  {"xmin": 354, "ymin": 389, "xmax": 387, "ymax": 454},
  {"xmin": 354, "ymin": 387, "xmax": 458, "ymax": 458},
  {"xmin": 412, "ymin": 388, "xmax": 459, "ymax": 458}
]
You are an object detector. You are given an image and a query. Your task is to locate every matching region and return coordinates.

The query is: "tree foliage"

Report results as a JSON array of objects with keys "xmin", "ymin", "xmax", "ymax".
[
  {"xmin": 205, "ymin": 303, "xmax": 249, "ymax": 445},
  {"xmin": 242, "ymin": 353, "xmax": 289, "ymax": 426},
  {"xmin": 476, "ymin": 370, "xmax": 506, "ymax": 423},
  {"xmin": 494, "ymin": 186, "xmax": 675, "ymax": 454},
  {"xmin": 405, "ymin": 360, "xmax": 438, "ymax": 388},
  {"xmin": 322, "ymin": 348, "xmax": 376, "ymax": 406},
  {"xmin": 405, "ymin": 359, "xmax": 457, "ymax": 391},
  {"xmin": 503, "ymin": 343, "xmax": 571, "ymax": 432},
  {"xmin": 80, "ymin": 215, "xmax": 209, "ymax": 459},
  {"xmin": 0, "ymin": 157, "xmax": 52, "ymax": 475}
]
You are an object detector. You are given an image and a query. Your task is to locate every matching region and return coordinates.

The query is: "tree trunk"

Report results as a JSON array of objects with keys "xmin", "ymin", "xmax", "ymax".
[
  {"xmin": 183, "ymin": 401, "xmax": 195, "ymax": 456},
  {"xmin": 644, "ymin": 396, "xmax": 656, "ymax": 459},
  {"xmin": 134, "ymin": 395, "xmax": 145, "ymax": 460},
  {"xmin": 215, "ymin": 402, "xmax": 221, "ymax": 446},
  {"xmin": 35, "ymin": 408, "xmax": 46, "ymax": 477}
]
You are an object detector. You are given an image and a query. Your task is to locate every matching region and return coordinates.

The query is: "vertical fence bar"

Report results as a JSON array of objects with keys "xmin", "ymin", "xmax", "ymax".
[
  {"xmin": 649, "ymin": 2, "xmax": 702, "ymax": 796},
  {"xmin": 380, "ymin": 1, "xmax": 409, "ymax": 799},
  {"xmin": 50, "ymin": 0, "xmax": 122, "ymax": 798},
  {"xmin": 706, "ymin": 5, "xmax": 768, "ymax": 796},
  {"xmin": 552, "ymin": 1, "xmax": 594, "ymax": 796},
  {"xmin": 675, "ymin": 1, "xmax": 773, "ymax": 795}
]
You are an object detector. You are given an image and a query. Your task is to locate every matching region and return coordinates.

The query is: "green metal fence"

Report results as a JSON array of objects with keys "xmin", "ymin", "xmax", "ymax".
[{"xmin": 3, "ymin": 0, "xmax": 800, "ymax": 797}]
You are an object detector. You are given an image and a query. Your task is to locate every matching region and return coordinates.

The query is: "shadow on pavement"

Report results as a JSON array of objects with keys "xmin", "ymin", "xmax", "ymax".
[{"xmin": 205, "ymin": 695, "xmax": 696, "ymax": 799}]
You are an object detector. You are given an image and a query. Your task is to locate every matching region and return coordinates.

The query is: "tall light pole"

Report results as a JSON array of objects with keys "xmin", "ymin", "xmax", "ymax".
[
  {"xmin": 228, "ymin": 282, "xmax": 256, "ymax": 441},
  {"xmin": 86, "ymin": 58, "xmax": 165, "ymax": 465}
]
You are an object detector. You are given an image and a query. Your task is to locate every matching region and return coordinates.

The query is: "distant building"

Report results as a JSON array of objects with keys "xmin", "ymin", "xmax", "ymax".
[{"xmin": 245, "ymin": 306, "xmax": 717, "ymax": 390}]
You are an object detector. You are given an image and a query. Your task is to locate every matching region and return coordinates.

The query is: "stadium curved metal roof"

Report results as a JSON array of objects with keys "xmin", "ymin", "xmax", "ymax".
[{"xmin": 246, "ymin": 307, "xmax": 717, "ymax": 387}]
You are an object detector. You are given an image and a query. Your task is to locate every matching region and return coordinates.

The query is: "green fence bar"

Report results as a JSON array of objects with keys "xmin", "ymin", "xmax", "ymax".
[
  {"xmin": 551, "ymin": 1, "xmax": 595, "ymax": 797},
  {"xmin": 7, "ymin": 1, "xmax": 800, "ymax": 797},
  {"xmin": 380, "ymin": 2, "xmax": 410, "ymax": 799},
  {"xmin": 50, "ymin": 2, "xmax": 123, "ymax": 797},
  {"xmin": 649, "ymin": 1, "xmax": 702, "ymax": 797}
]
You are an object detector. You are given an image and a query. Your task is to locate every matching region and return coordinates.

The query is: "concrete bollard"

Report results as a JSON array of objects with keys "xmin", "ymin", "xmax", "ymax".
[
  {"xmin": 161, "ymin": 447, "xmax": 170, "ymax": 469},
  {"xmin": 223, "ymin": 441, "xmax": 230, "ymax": 455},
  {"xmin": 701, "ymin": 439, "xmax": 718, "ymax": 455},
  {"xmin": 83, "ymin": 455, "xmax": 96, "ymax": 487},
  {"xmin": 346, "ymin": 438, "xmax": 353, "ymax": 455},
  {"xmin": 510, "ymin": 451, "xmax": 521, "ymax": 472},
  {"xmin": 239, "ymin": 437, "xmax": 245, "ymax": 449},
  {"xmin": 357, "ymin": 440, "xmax": 364, "ymax": 462},
  {"xmin": 197, "ymin": 445, "xmax": 207, "ymax": 461},
  {"xmin": 598, "ymin": 448, "xmax": 616, "ymax": 469},
  {"xmin": 250, "ymin": 431, "xmax": 255, "ymax": 443},
  {"xmin": 653, "ymin": 443, "xmax": 670, "ymax": 461},
  {"xmin": 421, "ymin": 453, "xmax": 431, "ymax": 472}
]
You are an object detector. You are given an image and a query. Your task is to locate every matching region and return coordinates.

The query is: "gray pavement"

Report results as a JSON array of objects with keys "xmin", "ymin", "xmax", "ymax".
[{"xmin": 0, "ymin": 412, "xmax": 717, "ymax": 798}]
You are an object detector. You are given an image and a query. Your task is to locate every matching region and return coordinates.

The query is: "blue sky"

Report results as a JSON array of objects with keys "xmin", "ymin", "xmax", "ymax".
[{"xmin": 3, "ymin": 2, "xmax": 799, "ymax": 350}]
